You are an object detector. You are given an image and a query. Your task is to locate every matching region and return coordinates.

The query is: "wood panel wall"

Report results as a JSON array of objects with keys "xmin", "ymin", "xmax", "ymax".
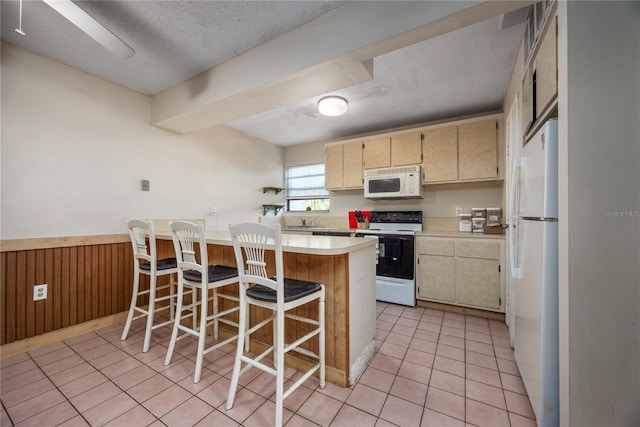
[
  {"xmin": 1, "ymin": 236, "xmax": 135, "ymax": 345},
  {"xmin": 156, "ymin": 239, "xmax": 349, "ymax": 374},
  {"xmin": 3, "ymin": 235, "xmax": 350, "ymax": 383}
]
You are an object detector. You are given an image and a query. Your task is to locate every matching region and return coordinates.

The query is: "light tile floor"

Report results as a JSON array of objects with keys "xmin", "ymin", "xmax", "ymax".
[{"xmin": 1, "ymin": 302, "xmax": 536, "ymax": 426}]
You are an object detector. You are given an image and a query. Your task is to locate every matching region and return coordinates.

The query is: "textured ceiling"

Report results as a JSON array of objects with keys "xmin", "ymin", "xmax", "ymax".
[{"xmin": 0, "ymin": 1, "xmax": 528, "ymax": 146}]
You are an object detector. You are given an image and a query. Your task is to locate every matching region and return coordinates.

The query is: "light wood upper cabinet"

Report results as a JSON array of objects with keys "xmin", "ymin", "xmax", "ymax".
[
  {"xmin": 324, "ymin": 144, "xmax": 343, "ymax": 190},
  {"xmin": 363, "ymin": 137, "xmax": 390, "ymax": 169},
  {"xmin": 422, "ymin": 126, "xmax": 458, "ymax": 183},
  {"xmin": 522, "ymin": 67, "xmax": 532, "ymax": 135},
  {"xmin": 324, "ymin": 141, "xmax": 363, "ymax": 190},
  {"xmin": 522, "ymin": 10, "xmax": 558, "ymax": 140},
  {"xmin": 458, "ymin": 119, "xmax": 498, "ymax": 180},
  {"xmin": 326, "ymin": 113, "xmax": 501, "ymax": 188},
  {"xmin": 391, "ymin": 131, "xmax": 422, "ymax": 166},
  {"xmin": 342, "ymin": 140, "xmax": 364, "ymax": 188},
  {"xmin": 534, "ymin": 15, "xmax": 557, "ymax": 117},
  {"xmin": 422, "ymin": 119, "xmax": 498, "ymax": 183}
]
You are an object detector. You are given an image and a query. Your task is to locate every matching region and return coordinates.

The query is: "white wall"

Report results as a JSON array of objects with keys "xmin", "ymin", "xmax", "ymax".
[
  {"xmin": 0, "ymin": 43, "xmax": 283, "ymax": 239},
  {"xmin": 558, "ymin": 2, "xmax": 640, "ymax": 425}
]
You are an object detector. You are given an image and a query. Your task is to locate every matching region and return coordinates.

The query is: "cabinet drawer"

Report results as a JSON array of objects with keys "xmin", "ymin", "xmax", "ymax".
[
  {"xmin": 456, "ymin": 241, "xmax": 499, "ymax": 260},
  {"xmin": 418, "ymin": 238, "xmax": 454, "ymax": 256}
]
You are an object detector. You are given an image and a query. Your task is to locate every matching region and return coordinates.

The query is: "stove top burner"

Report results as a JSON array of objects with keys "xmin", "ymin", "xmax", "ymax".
[{"xmin": 365, "ymin": 210, "xmax": 423, "ymax": 233}]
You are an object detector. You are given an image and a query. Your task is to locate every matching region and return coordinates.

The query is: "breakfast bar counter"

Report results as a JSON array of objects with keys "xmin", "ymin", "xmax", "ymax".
[{"xmin": 155, "ymin": 230, "xmax": 377, "ymax": 387}]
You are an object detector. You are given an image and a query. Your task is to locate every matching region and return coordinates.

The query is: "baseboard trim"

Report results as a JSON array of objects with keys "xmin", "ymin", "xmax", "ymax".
[
  {"xmin": 1, "ymin": 312, "xmax": 128, "ymax": 359},
  {"xmin": 417, "ymin": 300, "xmax": 506, "ymax": 321}
]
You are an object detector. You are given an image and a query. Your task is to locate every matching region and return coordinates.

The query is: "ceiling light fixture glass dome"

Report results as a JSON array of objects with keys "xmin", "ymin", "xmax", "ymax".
[{"xmin": 318, "ymin": 96, "xmax": 348, "ymax": 117}]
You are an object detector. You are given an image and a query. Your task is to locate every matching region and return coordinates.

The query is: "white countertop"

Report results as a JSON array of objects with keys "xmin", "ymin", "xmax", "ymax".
[
  {"xmin": 155, "ymin": 230, "xmax": 376, "ymax": 256},
  {"xmin": 417, "ymin": 230, "xmax": 506, "ymax": 240},
  {"xmin": 280, "ymin": 226, "xmax": 506, "ymax": 240}
]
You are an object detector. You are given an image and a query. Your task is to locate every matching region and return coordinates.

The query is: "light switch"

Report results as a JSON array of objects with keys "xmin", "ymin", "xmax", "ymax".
[{"xmin": 141, "ymin": 180, "xmax": 150, "ymax": 191}]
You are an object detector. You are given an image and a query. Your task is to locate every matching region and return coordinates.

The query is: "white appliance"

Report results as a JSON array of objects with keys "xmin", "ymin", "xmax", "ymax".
[
  {"xmin": 364, "ymin": 165, "xmax": 423, "ymax": 200},
  {"xmin": 509, "ymin": 119, "xmax": 559, "ymax": 427},
  {"xmin": 355, "ymin": 211, "xmax": 421, "ymax": 306}
]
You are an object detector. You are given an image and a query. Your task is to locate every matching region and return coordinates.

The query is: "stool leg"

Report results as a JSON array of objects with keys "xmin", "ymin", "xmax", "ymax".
[
  {"xmin": 213, "ymin": 288, "xmax": 219, "ymax": 340},
  {"xmin": 226, "ymin": 292, "xmax": 247, "ymax": 411},
  {"xmin": 194, "ymin": 284, "xmax": 208, "ymax": 383},
  {"xmin": 142, "ymin": 272, "xmax": 157, "ymax": 353},
  {"xmin": 164, "ymin": 277, "xmax": 184, "ymax": 367},
  {"xmin": 319, "ymin": 291, "xmax": 326, "ymax": 389},
  {"xmin": 121, "ymin": 266, "xmax": 141, "ymax": 341},
  {"xmin": 275, "ymin": 308, "xmax": 285, "ymax": 427},
  {"xmin": 272, "ymin": 309, "xmax": 278, "ymax": 369},
  {"xmin": 169, "ymin": 274, "xmax": 175, "ymax": 321}
]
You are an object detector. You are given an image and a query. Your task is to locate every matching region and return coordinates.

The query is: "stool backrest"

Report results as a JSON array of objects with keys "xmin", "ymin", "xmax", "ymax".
[
  {"xmin": 170, "ymin": 221, "xmax": 208, "ymax": 278},
  {"xmin": 128, "ymin": 219, "xmax": 155, "ymax": 266},
  {"xmin": 229, "ymin": 223, "xmax": 284, "ymax": 302}
]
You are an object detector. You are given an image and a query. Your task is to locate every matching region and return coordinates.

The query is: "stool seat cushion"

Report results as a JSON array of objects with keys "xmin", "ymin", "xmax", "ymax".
[
  {"xmin": 140, "ymin": 257, "xmax": 177, "ymax": 271},
  {"xmin": 247, "ymin": 278, "xmax": 322, "ymax": 303},
  {"xmin": 183, "ymin": 265, "xmax": 238, "ymax": 283}
]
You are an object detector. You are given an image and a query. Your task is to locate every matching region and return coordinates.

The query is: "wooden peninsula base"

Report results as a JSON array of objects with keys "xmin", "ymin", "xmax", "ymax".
[{"xmin": 156, "ymin": 230, "xmax": 377, "ymax": 387}]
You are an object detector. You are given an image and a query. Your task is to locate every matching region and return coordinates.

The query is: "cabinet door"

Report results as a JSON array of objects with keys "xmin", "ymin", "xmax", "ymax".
[
  {"xmin": 456, "ymin": 258, "xmax": 500, "ymax": 309},
  {"xmin": 324, "ymin": 144, "xmax": 343, "ymax": 190},
  {"xmin": 342, "ymin": 141, "xmax": 364, "ymax": 188},
  {"xmin": 417, "ymin": 255, "xmax": 455, "ymax": 303},
  {"xmin": 534, "ymin": 16, "xmax": 557, "ymax": 116},
  {"xmin": 422, "ymin": 126, "xmax": 458, "ymax": 183},
  {"xmin": 363, "ymin": 137, "xmax": 391, "ymax": 169},
  {"xmin": 458, "ymin": 119, "xmax": 498, "ymax": 180},
  {"xmin": 391, "ymin": 131, "xmax": 422, "ymax": 166},
  {"xmin": 521, "ymin": 67, "xmax": 532, "ymax": 136}
]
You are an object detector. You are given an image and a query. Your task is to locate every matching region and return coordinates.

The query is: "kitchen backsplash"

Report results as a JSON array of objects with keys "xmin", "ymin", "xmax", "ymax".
[{"xmin": 275, "ymin": 214, "xmax": 476, "ymax": 232}]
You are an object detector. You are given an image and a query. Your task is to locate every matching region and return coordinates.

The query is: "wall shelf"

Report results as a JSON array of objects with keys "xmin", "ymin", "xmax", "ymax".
[
  {"xmin": 262, "ymin": 186, "xmax": 284, "ymax": 195},
  {"xmin": 262, "ymin": 204, "xmax": 285, "ymax": 216}
]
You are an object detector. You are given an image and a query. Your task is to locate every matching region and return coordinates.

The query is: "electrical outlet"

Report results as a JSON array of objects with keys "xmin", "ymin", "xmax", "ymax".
[
  {"xmin": 34, "ymin": 284, "xmax": 47, "ymax": 301},
  {"xmin": 210, "ymin": 207, "xmax": 217, "ymax": 216},
  {"xmin": 455, "ymin": 207, "xmax": 463, "ymax": 215}
]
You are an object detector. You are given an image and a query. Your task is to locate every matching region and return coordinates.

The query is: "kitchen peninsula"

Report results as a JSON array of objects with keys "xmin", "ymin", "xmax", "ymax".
[{"xmin": 154, "ymin": 229, "xmax": 377, "ymax": 388}]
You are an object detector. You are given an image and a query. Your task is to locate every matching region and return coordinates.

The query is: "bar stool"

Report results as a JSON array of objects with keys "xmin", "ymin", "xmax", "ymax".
[
  {"xmin": 226, "ymin": 223, "xmax": 325, "ymax": 427},
  {"xmin": 164, "ymin": 220, "xmax": 242, "ymax": 384},
  {"xmin": 121, "ymin": 219, "xmax": 179, "ymax": 353}
]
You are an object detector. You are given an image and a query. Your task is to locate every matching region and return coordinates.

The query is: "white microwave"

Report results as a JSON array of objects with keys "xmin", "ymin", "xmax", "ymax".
[{"xmin": 364, "ymin": 165, "xmax": 423, "ymax": 199}]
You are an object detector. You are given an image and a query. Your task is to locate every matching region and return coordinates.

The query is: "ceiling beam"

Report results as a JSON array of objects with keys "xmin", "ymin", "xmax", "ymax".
[{"xmin": 151, "ymin": 1, "xmax": 531, "ymax": 134}]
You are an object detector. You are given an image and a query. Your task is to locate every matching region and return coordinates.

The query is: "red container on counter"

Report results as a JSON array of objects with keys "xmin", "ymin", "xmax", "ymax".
[{"xmin": 348, "ymin": 211, "xmax": 371, "ymax": 228}]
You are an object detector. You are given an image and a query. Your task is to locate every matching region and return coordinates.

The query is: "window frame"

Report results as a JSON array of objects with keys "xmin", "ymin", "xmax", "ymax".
[{"xmin": 285, "ymin": 163, "xmax": 330, "ymax": 212}]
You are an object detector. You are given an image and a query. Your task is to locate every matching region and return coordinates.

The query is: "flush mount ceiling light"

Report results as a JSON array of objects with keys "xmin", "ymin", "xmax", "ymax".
[{"xmin": 318, "ymin": 96, "xmax": 348, "ymax": 117}]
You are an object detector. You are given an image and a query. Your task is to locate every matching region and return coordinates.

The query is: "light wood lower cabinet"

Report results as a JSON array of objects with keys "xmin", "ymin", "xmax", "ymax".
[
  {"xmin": 418, "ymin": 255, "xmax": 455, "ymax": 302},
  {"xmin": 417, "ymin": 236, "xmax": 504, "ymax": 312}
]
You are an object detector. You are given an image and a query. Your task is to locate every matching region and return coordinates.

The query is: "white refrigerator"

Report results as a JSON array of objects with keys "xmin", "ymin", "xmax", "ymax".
[{"xmin": 509, "ymin": 119, "xmax": 559, "ymax": 427}]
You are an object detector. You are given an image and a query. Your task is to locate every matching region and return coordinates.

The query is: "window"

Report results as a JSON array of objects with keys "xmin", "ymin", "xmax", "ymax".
[{"xmin": 285, "ymin": 163, "xmax": 330, "ymax": 212}]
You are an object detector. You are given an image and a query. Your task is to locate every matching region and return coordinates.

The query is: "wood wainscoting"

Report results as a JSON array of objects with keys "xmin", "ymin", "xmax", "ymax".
[{"xmin": 0, "ymin": 234, "xmax": 137, "ymax": 346}]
